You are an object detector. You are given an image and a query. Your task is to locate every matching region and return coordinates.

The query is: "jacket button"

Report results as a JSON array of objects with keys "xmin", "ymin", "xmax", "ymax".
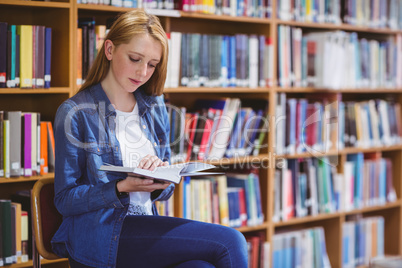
[
  {"xmin": 143, "ymin": 125, "xmax": 146, "ymax": 129},
  {"xmin": 154, "ymin": 142, "xmax": 157, "ymax": 146}
]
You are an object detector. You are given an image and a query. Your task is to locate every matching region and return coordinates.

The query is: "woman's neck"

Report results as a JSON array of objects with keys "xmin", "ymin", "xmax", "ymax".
[{"xmin": 101, "ymin": 80, "xmax": 136, "ymax": 112}]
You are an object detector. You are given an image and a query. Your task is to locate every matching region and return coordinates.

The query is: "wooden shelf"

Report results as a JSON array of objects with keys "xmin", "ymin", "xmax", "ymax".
[
  {"xmin": 236, "ymin": 222, "xmax": 270, "ymax": 232},
  {"xmin": 8, "ymin": 258, "xmax": 68, "ymax": 268},
  {"xmin": 1, "ymin": 1, "xmax": 402, "ymax": 267},
  {"xmin": 0, "ymin": 87, "xmax": 71, "ymax": 94},
  {"xmin": 343, "ymin": 201, "xmax": 402, "ymax": 216},
  {"xmin": 0, "ymin": 0, "xmax": 70, "ymax": 8},
  {"xmin": 165, "ymin": 86, "xmax": 270, "ymax": 93},
  {"xmin": 0, "ymin": 173, "xmax": 55, "ymax": 184},
  {"xmin": 274, "ymin": 201, "xmax": 402, "ymax": 227},
  {"xmin": 179, "ymin": 12, "xmax": 272, "ymax": 24},
  {"xmin": 78, "ymin": 3, "xmax": 132, "ymax": 12},
  {"xmin": 276, "ymin": 144, "xmax": 402, "ymax": 159},
  {"xmin": 275, "ymin": 19, "xmax": 402, "ymax": 34},
  {"xmin": 274, "ymin": 212, "xmax": 341, "ymax": 227},
  {"xmin": 276, "ymin": 86, "xmax": 402, "ymax": 93}
]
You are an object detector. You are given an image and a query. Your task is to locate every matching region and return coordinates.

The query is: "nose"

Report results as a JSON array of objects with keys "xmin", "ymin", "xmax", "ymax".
[{"xmin": 137, "ymin": 62, "xmax": 148, "ymax": 77}]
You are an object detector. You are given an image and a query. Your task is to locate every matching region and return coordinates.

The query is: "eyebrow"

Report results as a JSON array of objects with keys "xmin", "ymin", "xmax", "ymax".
[{"xmin": 129, "ymin": 51, "xmax": 160, "ymax": 62}]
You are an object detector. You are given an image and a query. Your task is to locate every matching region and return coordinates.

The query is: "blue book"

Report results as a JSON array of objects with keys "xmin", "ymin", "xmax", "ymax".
[
  {"xmin": 220, "ymin": 36, "xmax": 229, "ymax": 87},
  {"xmin": 298, "ymin": 99, "xmax": 308, "ymax": 152},
  {"xmin": 182, "ymin": 176, "xmax": 191, "ymax": 219},
  {"xmin": 245, "ymin": 109, "xmax": 263, "ymax": 154},
  {"xmin": 379, "ymin": 158, "xmax": 386, "ymax": 203},
  {"xmin": 239, "ymin": 109, "xmax": 255, "ymax": 150},
  {"xmin": 229, "ymin": 35, "xmax": 236, "ymax": 87},
  {"xmin": 44, "ymin": 27, "xmax": 52, "ymax": 88},
  {"xmin": 227, "ymin": 189, "xmax": 237, "ymax": 227},
  {"xmin": 272, "ymin": 236, "xmax": 282, "ymax": 268},
  {"xmin": 251, "ymin": 172, "xmax": 263, "ymax": 224},
  {"xmin": 347, "ymin": 153, "xmax": 364, "ymax": 208},
  {"xmin": 227, "ymin": 174, "xmax": 251, "ymax": 224},
  {"xmin": 283, "ymin": 235, "xmax": 291, "ymax": 268},
  {"xmin": 342, "ymin": 234, "xmax": 349, "ymax": 266}
]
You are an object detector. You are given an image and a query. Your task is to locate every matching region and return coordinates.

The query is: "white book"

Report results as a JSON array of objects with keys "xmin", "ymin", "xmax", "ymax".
[
  {"xmin": 99, "ymin": 162, "xmax": 221, "ymax": 184},
  {"xmin": 207, "ymin": 98, "xmax": 240, "ymax": 160},
  {"xmin": 248, "ymin": 35, "xmax": 259, "ymax": 88},
  {"xmin": 344, "ymin": 161, "xmax": 355, "ymax": 211}
]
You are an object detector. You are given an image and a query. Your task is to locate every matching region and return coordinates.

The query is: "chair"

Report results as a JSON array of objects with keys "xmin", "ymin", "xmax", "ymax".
[{"xmin": 31, "ymin": 178, "xmax": 63, "ymax": 268}]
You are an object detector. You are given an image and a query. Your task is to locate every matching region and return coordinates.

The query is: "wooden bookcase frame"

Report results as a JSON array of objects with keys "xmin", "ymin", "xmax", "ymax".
[{"xmin": 0, "ymin": 0, "xmax": 401, "ymax": 267}]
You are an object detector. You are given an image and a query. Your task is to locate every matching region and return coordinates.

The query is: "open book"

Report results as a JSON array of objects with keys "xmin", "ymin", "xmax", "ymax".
[{"xmin": 99, "ymin": 162, "xmax": 222, "ymax": 184}]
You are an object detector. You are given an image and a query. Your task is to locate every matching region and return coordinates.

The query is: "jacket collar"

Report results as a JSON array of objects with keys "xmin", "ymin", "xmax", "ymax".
[{"xmin": 89, "ymin": 83, "xmax": 157, "ymax": 117}]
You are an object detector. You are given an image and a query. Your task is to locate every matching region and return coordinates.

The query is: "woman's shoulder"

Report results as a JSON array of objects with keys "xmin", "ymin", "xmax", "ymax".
[{"xmin": 56, "ymin": 86, "xmax": 98, "ymax": 117}]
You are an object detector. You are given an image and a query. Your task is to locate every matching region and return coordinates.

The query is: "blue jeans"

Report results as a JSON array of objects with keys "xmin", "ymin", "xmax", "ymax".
[{"xmin": 69, "ymin": 215, "xmax": 248, "ymax": 268}]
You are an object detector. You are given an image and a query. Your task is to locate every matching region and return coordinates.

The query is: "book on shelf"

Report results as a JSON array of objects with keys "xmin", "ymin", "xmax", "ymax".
[
  {"xmin": 8, "ymin": 111, "xmax": 22, "ymax": 177},
  {"xmin": 343, "ymin": 216, "xmax": 385, "ymax": 267},
  {"xmin": 44, "ymin": 27, "xmax": 51, "ymax": 88},
  {"xmin": 0, "ymin": 110, "xmax": 55, "ymax": 178},
  {"xmin": 99, "ymin": 162, "xmax": 221, "ymax": 184},
  {"xmin": 17, "ymin": 25, "xmax": 32, "ymax": 89},
  {"xmin": 0, "ymin": 199, "xmax": 13, "ymax": 266},
  {"xmin": 0, "ymin": 22, "xmax": 7, "ymax": 88}
]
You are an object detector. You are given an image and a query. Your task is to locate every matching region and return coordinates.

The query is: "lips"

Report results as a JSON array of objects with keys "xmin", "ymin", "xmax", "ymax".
[{"xmin": 129, "ymin": 78, "xmax": 141, "ymax": 85}]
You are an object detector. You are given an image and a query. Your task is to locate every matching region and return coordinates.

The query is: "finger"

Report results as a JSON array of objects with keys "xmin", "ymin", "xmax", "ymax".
[
  {"xmin": 141, "ymin": 156, "xmax": 162, "ymax": 171},
  {"xmin": 137, "ymin": 155, "xmax": 156, "ymax": 169},
  {"xmin": 160, "ymin": 161, "xmax": 169, "ymax": 167}
]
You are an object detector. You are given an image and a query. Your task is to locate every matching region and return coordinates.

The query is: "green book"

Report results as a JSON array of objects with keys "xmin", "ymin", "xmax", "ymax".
[{"xmin": 0, "ymin": 199, "xmax": 13, "ymax": 265}]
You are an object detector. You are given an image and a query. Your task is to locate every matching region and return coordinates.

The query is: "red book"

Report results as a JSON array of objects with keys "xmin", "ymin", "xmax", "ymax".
[
  {"xmin": 197, "ymin": 108, "xmax": 214, "ymax": 160},
  {"xmin": 185, "ymin": 113, "xmax": 198, "ymax": 162},
  {"xmin": 238, "ymin": 188, "xmax": 248, "ymax": 227}
]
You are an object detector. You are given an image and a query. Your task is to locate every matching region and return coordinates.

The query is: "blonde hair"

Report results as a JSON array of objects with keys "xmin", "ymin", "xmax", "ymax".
[{"xmin": 78, "ymin": 9, "xmax": 168, "ymax": 96}]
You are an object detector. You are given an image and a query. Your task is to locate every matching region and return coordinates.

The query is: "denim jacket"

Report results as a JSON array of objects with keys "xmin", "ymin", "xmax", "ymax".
[{"xmin": 51, "ymin": 83, "xmax": 174, "ymax": 268}]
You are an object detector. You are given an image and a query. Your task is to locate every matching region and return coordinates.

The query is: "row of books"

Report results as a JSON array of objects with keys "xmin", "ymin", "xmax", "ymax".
[
  {"xmin": 272, "ymin": 226, "xmax": 331, "ymax": 268},
  {"xmin": 277, "ymin": 26, "xmax": 402, "ymax": 89},
  {"xmin": 245, "ymin": 232, "xmax": 270, "ymax": 268},
  {"xmin": 0, "ymin": 111, "xmax": 55, "ymax": 178},
  {"xmin": 182, "ymin": 171, "xmax": 264, "ymax": 228},
  {"xmin": 0, "ymin": 23, "xmax": 52, "ymax": 89},
  {"xmin": 0, "ymin": 200, "xmax": 29, "ymax": 266},
  {"xmin": 77, "ymin": 0, "xmax": 273, "ymax": 18},
  {"xmin": 275, "ymin": 94, "xmax": 402, "ymax": 155},
  {"xmin": 342, "ymin": 216, "xmax": 385, "ymax": 268},
  {"xmin": 155, "ymin": 195, "xmax": 175, "ymax": 217},
  {"xmin": 167, "ymin": 98, "xmax": 269, "ymax": 163},
  {"xmin": 343, "ymin": 0, "xmax": 402, "ymax": 29},
  {"xmin": 77, "ymin": 18, "xmax": 108, "ymax": 85},
  {"xmin": 273, "ymin": 154, "xmax": 397, "ymax": 222},
  {"xmin": 277, "ymin": 0, "xmax": 402, "ymax": 30},
  {"xmin": 341, "ymin": 100, "xmax": 402, "ymax": 148},
  {"xmin": 344, "ymin": 153, "xmax": 397, "ymax": 209},
  {"xmin": 165, "ymin": 32, "xmax": 274, "ymax": 89},
  {"xmin": 277, "ymin": 0, "xmax": 342, "ymax": 24}
]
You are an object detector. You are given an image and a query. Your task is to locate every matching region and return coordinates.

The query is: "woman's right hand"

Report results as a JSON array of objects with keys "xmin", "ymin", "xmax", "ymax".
[
  {"xmin": 116, "ymin": 155, "xmax": 171, "ymax": 193},
  {"xmin": 117, "ymin": 176, "xmax": 170, "ymax": 193}
]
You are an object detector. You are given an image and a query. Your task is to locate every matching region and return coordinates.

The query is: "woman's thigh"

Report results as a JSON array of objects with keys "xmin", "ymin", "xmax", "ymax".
[{"xmin": 116, "ymin": 215, "xmax": 248, "ymax": 268}]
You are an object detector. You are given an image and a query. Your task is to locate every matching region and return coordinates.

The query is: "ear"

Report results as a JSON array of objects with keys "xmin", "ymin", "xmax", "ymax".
[{"xmin": 104, "ymin": 39, "xmax": 114, "ymax": 61}]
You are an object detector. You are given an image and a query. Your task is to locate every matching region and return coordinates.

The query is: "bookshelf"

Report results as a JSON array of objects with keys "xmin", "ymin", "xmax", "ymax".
[{"xmin": 0, "ymin": 0, "xmax": 401, "ymax": 267}]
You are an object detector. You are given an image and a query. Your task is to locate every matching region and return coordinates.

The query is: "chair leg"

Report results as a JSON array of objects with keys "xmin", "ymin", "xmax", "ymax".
[{"xmin": 32, "ymin": 235, "xmax": 41, "ymax": 268}]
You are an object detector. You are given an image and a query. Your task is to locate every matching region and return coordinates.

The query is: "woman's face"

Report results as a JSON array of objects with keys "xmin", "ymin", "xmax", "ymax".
[{"xmin": 105, "ymin": 33, "xmax": 162, "ymax": 93}]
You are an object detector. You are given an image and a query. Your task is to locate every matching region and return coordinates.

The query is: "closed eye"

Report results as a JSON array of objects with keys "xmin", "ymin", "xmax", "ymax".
[{"xmin": 129, "ymin": 57, "xmax": 140, "ymax": 62}]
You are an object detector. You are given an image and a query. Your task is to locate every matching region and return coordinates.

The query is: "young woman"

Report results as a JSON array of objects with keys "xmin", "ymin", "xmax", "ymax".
[{"xmin": 51, "ymin": 9, "xmax": 248, "ymax": 268}]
